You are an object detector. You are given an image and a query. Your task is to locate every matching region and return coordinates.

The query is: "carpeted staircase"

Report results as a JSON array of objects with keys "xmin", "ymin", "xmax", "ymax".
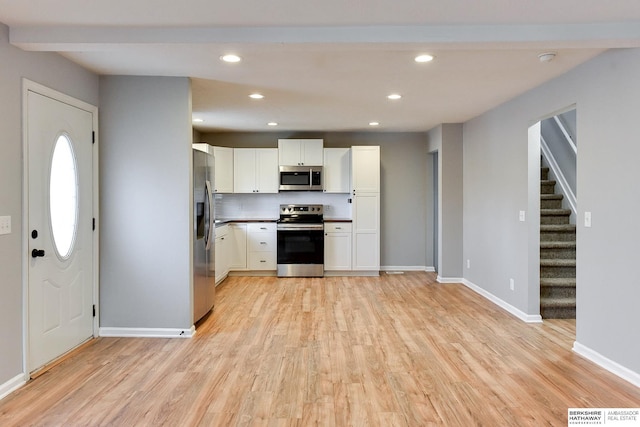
[{"xmin": 540, "ymin": 166, "xmax": 576, "ymax": 319}]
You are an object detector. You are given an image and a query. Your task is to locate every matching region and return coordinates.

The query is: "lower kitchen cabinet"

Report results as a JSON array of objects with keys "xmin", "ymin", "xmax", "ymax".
[
  {"xmin": 247, "ymin": 223, "xmax": 277, "ymax": 270},
  {"xmin": 229, "ymin": 223, "xmax": 247, "ymax": 270},
  {"xmin": 351, "ymin": 192, "xmax": 380, "ymax": 271},
  {"xmin": 324, "ymin": 222, "xmax": 352, "ymax": 270},
  {"xmin": 214, "ymin": 224, "xmax": 231, "ymax": 284}
]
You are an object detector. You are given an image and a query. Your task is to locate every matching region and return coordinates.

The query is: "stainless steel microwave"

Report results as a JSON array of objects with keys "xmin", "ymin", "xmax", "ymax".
[{"xmin": 279, "ymin": 166, "xmax": 323, "ymax": 191}]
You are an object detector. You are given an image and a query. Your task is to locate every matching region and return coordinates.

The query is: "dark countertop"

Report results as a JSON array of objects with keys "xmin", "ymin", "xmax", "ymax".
[{"xmin": 215, "ymin": 219, "xmax": 278, "ymax": 227}]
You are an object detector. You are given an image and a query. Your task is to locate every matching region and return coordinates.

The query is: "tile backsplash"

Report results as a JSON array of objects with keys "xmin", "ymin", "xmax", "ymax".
[{"xmin": 215, "ymin": 192, "xmax": 352, "ymax": 220}]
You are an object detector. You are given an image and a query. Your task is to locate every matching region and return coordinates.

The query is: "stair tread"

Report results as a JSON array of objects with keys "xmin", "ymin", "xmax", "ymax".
[
  {"xmin": 540, "ymin": 241, "xmax": 576, "ymax": 248},
  {"xmin": 541, "ymin": 209, "xmax": 572, "ymax": 216},
  {"xmin": 540, "ymin": 259, "xmax": 576, "ymax": 266},
  {"xmin": 541, "ymin": 278, "xmax": 576, "ymax": 287},
  {"xmin": 541, "ymin": 224, "xmax": 576, "ymax": 231},
  {"xmin": 540, "ymin": 297, "xmax": 576, "ymax": 308},
  {"xmin": 541, "ymin": 194, "xmax": 563, "ymax": 199},
  {"xmin": 541, "ymin": 180, "xmax": 557, "ymax": 184}
]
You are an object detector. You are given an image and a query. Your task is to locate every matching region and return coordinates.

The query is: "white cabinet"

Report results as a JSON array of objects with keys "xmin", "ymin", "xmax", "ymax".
[
  {"xmin": 247, "ymin": 223, "xmax": 277, "ymax": 270},
  {"xmin": 324, "ymin": 222, "xmax": 352, "ymax": 271},
  {"xmin": 233, "ymin": 148, "xmax": 278, "ymax": 193},
  {"xmin": 351, "ymin": 146, "xmax": 380, "ymax": 272},
  {"xmin": 212, "ymin": 146, "xmax": 233, "ymax": 193},
  {"xmin": 351, "ymin": 193, "xmax": 380, "ymax": 271},
  {"xmin": 229, "ymin": 223, "xmax": 247, "ymax": 270},
  {"xmin": 278, "ymin": 139, "xmax": 324, "ymax": 166},
  {"xmin": 351, "ymin": 145, "xmax": 380, "ymax": 193},
  {"xmin": 323, "ymin": 148, "xmax": 350, "ymax": 193},
  {"xmin": 214, "ymin": 224, "xmax": 231, "ymax": 284},
  {"xmin": 226, "ymin": 222, "xmax": 276, "ymax": 272}
]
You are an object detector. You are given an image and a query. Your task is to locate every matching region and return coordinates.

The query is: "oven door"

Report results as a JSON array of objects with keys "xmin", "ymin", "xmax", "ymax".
[{"xmin": 277, "ymin": 224, "xmax": 324, "ymax": 276}]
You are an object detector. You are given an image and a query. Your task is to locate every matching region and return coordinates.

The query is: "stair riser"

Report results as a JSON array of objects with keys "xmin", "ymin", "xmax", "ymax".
[
  {"xmin": 541, "ymin": 215, "xmax": 571, "ymax": 225},
  {"xmin": 541, "ymin": 199, "xmax": 563, "ymax": 209},
  {"xmin": 541, "ymin": 266, "xmax": 576, "ymax": 278},
  {"xmin": 540, "ymin": 306, "xmax": 576, "ymax": 319},
  {"xmin": 541, "ymin": 183, "xmax": 556, "ymax": 194},
  {"xmin": 541, "ymin": 169, "xmax": 549, "ymax": 180},
  {"xmin": 541, "ymin": 231, "xmax": 576, "ymax": 242},
  {"xmin": 540, "ymin": 248, "xmax": 576, "ymax": 258},
  {"xmin": 541, "ymin": 286, "xmax": 576, "ymax": 299}
]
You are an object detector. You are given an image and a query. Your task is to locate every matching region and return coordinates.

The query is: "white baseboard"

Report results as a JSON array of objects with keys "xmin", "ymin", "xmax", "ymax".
[
  {"xmin": 99, "ymin": 326, "xmax": 196, "ymax": 338},
  {"xmin": 573, "ymin": 341, "xmax": 640, "ymax": 388},
  {"xmin": 437, "ymin": 275, "xmax": 464, "ymax": 284},
  {"xmin": 461, "ymin": 279, "xmax": 543, "ymax": 323},
  {"xmin": 0, "ymin": 373, "xmax": 26, "ymax": 401},
  {"xmin": 381, "ymin": 266, "xmax": 431, "ymax": 272},
  {"xmin": 324, "ymin": 270, "xmax": 376, "ymax": 277}
]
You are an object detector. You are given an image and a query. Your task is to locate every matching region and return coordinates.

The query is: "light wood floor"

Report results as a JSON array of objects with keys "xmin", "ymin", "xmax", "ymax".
[{"xmin": 1, "ymin": 272, "xmax": 638, "ymax": 426}]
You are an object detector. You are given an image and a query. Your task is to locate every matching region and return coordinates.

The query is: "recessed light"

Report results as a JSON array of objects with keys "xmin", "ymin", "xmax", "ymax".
[
  {"xmin": 538, "ymin": 52, "xmax": 556, "ymax": 63},
  {"xmin": 369, "ymin": 122, "xmax": 380, "ymax": 126},
  {"xmin": 415, "ymin": 54, "xmax": 434, "ymax": 63},
  {"xmin": 192, "ymin": 118, "xmax": 204, "ymax": 123},
  {"xmin": 267, "ymin": 122, "xmax": 278, "ymax": 126},
  {"xmin": 387, "ymin": 94, "xmax": 402, "ymax": 100},
  {"xmin": 249, "ymin": 93, "xmax": 264, "ymax": 99},
  {"xmin": 221, "ymin": 54, "xmax": 241, "ymax": 63}
]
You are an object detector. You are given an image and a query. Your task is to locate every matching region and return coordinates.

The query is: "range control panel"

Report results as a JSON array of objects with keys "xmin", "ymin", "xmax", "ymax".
[{"xmin": 279, "ymin": 204, "xmax": 324, "ymax": 215}]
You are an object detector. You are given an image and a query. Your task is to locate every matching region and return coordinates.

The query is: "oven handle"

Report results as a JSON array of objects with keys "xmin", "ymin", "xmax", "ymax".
[{"xmin": 277, "ymin": 224, "xmax": 324, "ymax": 231}]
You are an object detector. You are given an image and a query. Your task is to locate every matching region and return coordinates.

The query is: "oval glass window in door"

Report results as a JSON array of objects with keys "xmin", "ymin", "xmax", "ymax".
[{"xmin": 49, "ymin": 134, "xmax": 79, "ymax": 259}]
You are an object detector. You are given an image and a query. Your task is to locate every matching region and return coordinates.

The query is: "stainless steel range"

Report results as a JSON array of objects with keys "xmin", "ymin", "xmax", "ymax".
[{"xmin": 277, "ymin": 204, "xmax": 324, "ymax": 277}]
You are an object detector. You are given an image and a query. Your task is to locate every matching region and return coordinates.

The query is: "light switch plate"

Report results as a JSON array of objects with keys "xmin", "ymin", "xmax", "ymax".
[
  {"xmin": 519, "ymin": 211, "xmax": 526, "ymax": 222},
  {"xmin": 0, "ymin": 216, "xmax": 11, "ymax": 235},
  {"xmin": 584, "ymin": 211, "xmax": 592, "ymax": 228}
]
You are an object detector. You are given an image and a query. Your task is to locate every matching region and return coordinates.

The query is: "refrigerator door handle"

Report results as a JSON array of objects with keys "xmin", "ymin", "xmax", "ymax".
[{"xmin": 204, "ymin": 179, "xmax": 214, "ymax": 251}]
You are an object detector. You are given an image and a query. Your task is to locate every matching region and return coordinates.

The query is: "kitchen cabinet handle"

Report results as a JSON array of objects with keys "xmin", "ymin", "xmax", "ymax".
[
  {"xmin": 260, "ymin": 260, "xmax": 266, "ymax": 263},
  {"xmin": 335, "ymin": 227, "xmax": 342, "ymax": 230},
  {"xmin": 260, "ymin": 227, "xmax": 267, "ymax": 230},
  {"xmin": 260, "ymin": 241, "xmax": 267, "ymax": 245}
]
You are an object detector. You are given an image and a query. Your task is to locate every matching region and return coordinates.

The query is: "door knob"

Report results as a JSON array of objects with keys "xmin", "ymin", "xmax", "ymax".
[{"xmin": 31, "ymin": 249, "xmax": 45, "ymax": 258}]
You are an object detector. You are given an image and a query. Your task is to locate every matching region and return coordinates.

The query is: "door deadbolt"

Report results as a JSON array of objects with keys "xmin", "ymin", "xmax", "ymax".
[{"xmin": 31, "ymin": 249, "xmax": 45, "ymax": 258}]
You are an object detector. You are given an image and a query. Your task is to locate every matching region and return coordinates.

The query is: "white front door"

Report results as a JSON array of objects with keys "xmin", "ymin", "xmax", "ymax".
[{"xmin": 27, "ymin": 88, "xmax": 95, "ymax": 373}]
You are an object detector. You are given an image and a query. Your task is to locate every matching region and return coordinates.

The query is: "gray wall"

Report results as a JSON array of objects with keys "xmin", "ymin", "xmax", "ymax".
[
  {"xmin": 200, "ymin": 131, "xmax": 431, "ymax": 269},
  {"xmin": 0, "ymin": 23, "xmax": 99, "ymax": 387},
  {"xmin": 100, "ymin": 76, "xmax": 193, "ymax": 329},
  {"xmin": 541, "ymin": 113, "xmax": 577, "ymax": 198},
  {"xmin": 427, "ymin": 124, "xmax": 464, "ymax": 279},
  {"xmin": 463, "ymin": 48, "xmax": 640, "ymax": 374}
]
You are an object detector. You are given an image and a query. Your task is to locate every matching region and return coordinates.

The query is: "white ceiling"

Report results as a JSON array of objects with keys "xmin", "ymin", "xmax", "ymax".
[{"xmin": 2, "ymin": 1, "xmax": 640, "ymax": 132}]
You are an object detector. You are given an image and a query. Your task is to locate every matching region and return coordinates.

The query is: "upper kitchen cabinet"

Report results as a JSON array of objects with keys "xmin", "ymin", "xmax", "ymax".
[
  {"xmin": 323, "ymin": 147, "xmax": 351, "ymax": 193},
  {"xmin": 212, "ymin": 146, "xmax": 233, "ymax": 193},
  {"xmin": 234, "ymin": 148, "xmax": 279, "ymax": 193},
  {"xmin": 278, "ymin": 139, "xmax": 324, "ymax": 166},
  {"xmin": 351, "ymin": 146, "xmax": 380, "ymax": 193}
]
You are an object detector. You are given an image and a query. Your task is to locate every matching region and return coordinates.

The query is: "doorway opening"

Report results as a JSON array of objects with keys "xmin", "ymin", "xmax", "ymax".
[{"xmin": 529, "ymin": 106, "xmax": 577, "ymax": 324}]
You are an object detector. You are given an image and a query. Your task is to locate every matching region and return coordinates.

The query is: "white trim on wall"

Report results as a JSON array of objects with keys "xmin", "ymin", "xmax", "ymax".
[
  {"xmin": 462, "ymin": 279, "xmax": 543, "ymax": 323},
  {"xmin": 573, "ymin": 341, "xmax": 640, "ymax": 388},
  {"xmin": 99, "ymin": 326, "xmax": 196, "ymax": 338},
  {"xmin": 380, "ymin": 265, "xmax": 432, "ymax": 272},
  {"xmin": 0, "ymin": 374, "xmax": 26, "ymax": 401},
  {"xmin": 540, "ymin": 135, "xmax": 577, "ymax": 216},
  {"xmin": 437, "ymin": 276, "xmax": 464, "ymax": 284}
]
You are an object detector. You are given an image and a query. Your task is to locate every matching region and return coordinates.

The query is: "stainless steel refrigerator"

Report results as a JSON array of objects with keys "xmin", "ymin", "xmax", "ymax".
[{"xmin": 193, "ymin": 147, "xmax": 215, "ymax": 323}]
